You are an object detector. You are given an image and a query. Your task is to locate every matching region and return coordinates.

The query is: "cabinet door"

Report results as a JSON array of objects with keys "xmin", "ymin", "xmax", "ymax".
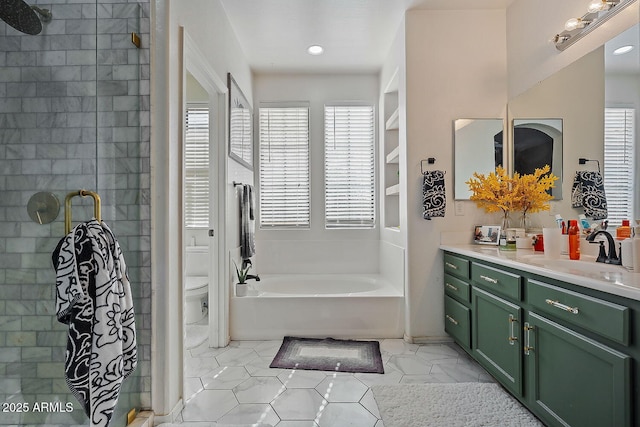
[
  {"xmin": 472, "ymin": 287, "xmax": 522, "ymax": 396},
  {"xmin": 525, "ymin": 312, "xmax": 631, "ymax": 427}
]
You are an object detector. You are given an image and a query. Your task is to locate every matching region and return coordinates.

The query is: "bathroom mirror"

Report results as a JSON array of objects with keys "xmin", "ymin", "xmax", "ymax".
[
  {"xmin": 507, "ymin": 22, "xmax": 638, "ymax": 221},
  {"xmin": 228, "ymin": 73, "xmax": 253, "ymax": 170},
  {"xmin": 513, "ymin": 118, "xmax": 563, "ymax": 199},
  {"xmin": 453, "ymin": 118, "xmax": 504, "ymax": 200}
]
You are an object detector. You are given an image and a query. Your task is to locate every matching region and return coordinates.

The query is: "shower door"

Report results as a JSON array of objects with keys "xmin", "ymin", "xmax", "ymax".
[{"xmin": 0, "ymin": 1, "xmax": 151, "ymax": 426}]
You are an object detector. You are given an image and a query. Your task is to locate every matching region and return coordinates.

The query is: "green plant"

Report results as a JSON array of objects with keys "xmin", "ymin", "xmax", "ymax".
[{"xmin": 233, "ymin": 260, "xmax": 251, "ymax": 284}]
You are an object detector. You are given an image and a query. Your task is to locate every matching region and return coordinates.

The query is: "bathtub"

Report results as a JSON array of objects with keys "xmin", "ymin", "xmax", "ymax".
[{"xmin": 230, "ymin": 274, "xmax": 404, "ymax": 340}]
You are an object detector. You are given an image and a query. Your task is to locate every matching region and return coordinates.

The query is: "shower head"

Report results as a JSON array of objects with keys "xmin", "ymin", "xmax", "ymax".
[{"xmin": 0, "ymin": 0, "xmax": 50, "ymax": 35}]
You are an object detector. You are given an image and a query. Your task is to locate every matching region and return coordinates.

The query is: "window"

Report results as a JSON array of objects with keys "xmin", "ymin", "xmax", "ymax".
[
  {"xmin": 324, "ymin": 105, "xmax": 375, "ymax": 229},
  {"xmin": 603, "ymin": 107, "xmax": 635, "ymax": 226},
  {"xmin": 258, "ymin": 105, "xmax": 310, "ymax": 228},
  {"xmin": 184, "ymin": 104, "xmax": 210, "ymax": 228}
]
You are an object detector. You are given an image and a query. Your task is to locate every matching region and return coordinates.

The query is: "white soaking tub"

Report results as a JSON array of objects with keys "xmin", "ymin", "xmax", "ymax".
[{"xmin": 230, "ymin": 274, "xmax": 404, "ymax": 340}]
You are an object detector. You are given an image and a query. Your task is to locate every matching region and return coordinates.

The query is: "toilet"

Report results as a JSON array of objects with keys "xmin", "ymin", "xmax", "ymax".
[{"xmin": 185, "ymin": 246, "xmax": 209, "ymax": 324}]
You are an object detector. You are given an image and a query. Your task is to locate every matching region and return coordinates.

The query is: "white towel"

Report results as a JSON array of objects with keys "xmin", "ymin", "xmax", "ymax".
[{"xmin": 53, "ymin": 219, "xmax": 137, "ymax": 427}]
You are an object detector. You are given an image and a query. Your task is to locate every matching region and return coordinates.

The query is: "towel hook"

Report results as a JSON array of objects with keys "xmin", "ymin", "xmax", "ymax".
[
  {"xmin": 64, "ymin": 190, "xmax": 101, "ymax": 234},
  {"xmin": 578, "ymin": 158, "xmax": 601, "ymax": 174}
]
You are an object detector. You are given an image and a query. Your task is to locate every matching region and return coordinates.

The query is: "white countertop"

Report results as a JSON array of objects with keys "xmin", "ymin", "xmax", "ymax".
[{"xmin": 440, "ymin": 244, "xmax": 640, "ymax": 302}]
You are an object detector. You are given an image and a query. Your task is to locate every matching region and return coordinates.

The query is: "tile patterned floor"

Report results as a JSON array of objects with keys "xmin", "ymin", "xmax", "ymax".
[{"xmin": 179, "ymin": 339, "xmax": 495, "ymax": 427}]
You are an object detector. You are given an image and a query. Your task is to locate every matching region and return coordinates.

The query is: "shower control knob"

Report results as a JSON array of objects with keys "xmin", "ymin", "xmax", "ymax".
[{"xmin": 27, "ymin": 192, "xmax": 60, "ymax": 225}]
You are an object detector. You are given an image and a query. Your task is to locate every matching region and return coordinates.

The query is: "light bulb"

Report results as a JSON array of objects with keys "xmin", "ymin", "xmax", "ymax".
[
  {"xmin": 588, "ymin": 0, "xmax": 606, "ymax": 12},
  {"xmin": 565, "ymin": 17, "xmax": 588, "ymax": 31},
  {"xmin": 588, "ymin": 0, "xmax": 615, "ymax": 13}
]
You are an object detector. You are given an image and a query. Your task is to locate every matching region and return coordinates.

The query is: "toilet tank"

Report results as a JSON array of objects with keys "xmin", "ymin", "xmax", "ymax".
[{"xmin": 186, "ymin": 246, "xmax": 209, "ymax": 276}]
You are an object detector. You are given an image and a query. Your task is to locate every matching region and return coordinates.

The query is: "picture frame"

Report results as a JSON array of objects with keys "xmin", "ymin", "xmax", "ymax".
[
  {"xmin": 228, "ymin": 73, "xmax": 253, "ymax": 170},
  {"xmin": 474, "ymin": 225, "xmax": 501, "ymax": 245}
]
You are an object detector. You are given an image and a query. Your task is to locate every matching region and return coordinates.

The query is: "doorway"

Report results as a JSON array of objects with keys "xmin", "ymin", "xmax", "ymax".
[{"xmin": 181, "ymin": 29, "xmax": 229, "ymax": 405}]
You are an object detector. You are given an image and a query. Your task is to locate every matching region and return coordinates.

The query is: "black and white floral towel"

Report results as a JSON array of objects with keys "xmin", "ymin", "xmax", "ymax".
[
  {"xmin": 53, "ymin": 219, "xmax": 137, "ymax": 427},
  {"xmin": 571, "ymin": 171, "xmax": 608, "ymax": 220},
  {"xmin": 423, "ymin": 170, "xmax": 446, "ymax": 220}
]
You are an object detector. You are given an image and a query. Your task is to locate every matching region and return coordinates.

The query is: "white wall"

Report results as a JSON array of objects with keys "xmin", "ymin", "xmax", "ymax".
[
  {"xmin": 404, "ymin": 9, "xmax": 508, "ymax": 340},
  {"xmin": 507, "ymin": 0, "xmax": 639, "ymax": 99},
  {"xmin": 152, "ymin": 0, "xmax": 252, "ymax": 417},
  {"xmin": 252, "ymin": 73, "xmax": 381, "ymax": 274}
]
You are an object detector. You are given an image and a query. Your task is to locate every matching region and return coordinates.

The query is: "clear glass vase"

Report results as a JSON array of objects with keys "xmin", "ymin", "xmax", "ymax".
[
  {"xmin": 519, "ymin": 211, "xmax": 531, "ymax": 232},
  {"xmin": 499, "ymin": 211, "xmax": 515, "ymax": 250}
]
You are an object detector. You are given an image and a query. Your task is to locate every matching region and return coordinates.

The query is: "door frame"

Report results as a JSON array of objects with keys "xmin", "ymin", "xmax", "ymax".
[{"xmin": 182, "ymin": 28, "xmax": 228, "ymax": 348}]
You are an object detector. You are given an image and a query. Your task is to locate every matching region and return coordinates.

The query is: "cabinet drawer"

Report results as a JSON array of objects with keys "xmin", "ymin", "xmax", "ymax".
[
  {"xmin": 444, "ymin": 253, "xmax": 469, "ymax": 279},
  {"xmin": 527, "ymin": 279, "xmax": 630, "ymax": 345},
  {"xmin": 444, "ymin": 273, "xmax": 470, "ymax": 304},
  {"xmin": 445, "ymin": 295, "xmax": 470, "ymax": 349},
  {"xmin": 472, "ymin": 263, "xmax": 521, "ymax": 301}
]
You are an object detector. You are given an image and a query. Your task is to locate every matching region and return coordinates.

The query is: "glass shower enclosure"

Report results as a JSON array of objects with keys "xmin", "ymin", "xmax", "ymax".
[{"xmin": 0, "ymin": 1, "xmax": 151, "ymax": 426}]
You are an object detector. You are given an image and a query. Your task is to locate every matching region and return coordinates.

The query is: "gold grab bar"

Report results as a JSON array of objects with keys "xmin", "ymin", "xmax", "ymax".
[{"xmin": 64, "ymin": 190, "xmax": 101, "ymax": 234}]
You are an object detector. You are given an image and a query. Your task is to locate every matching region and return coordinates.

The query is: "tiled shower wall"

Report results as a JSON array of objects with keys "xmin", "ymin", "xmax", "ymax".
[{"xmin": 0, "ymin": 1, "xmax": 151, "ymax": 426}]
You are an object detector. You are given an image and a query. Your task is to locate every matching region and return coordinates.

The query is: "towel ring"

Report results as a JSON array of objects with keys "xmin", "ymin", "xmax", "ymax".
[
  {"xmin": 578, "ymin": 158, "xmax": 601, "ymax": 173},
  {"xmin": 64, "ymin": 190, "xmax": 101, "ymax": 234},
  {"xmin": 421, "ymin": 158, "xmax": 437, "ymax": 174}
]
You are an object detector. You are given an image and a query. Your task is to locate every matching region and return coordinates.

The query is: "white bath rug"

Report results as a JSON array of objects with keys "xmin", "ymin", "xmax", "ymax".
[{"xmin": 371, "ymin": 383, "xmax": 544, "ymax": 427}]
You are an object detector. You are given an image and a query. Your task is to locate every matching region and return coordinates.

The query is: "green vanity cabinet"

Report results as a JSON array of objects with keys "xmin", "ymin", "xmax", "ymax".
[
  {"xmin": 472, "ymin": 286, "xmax": 522, "ymax": 396},
  {"xmin": 442, "ymin": 250, "xmax": 637, "ymax": 427},
  {"xmin": 524, "ymin": 312, "xmax": 631, "ymax": 427}
]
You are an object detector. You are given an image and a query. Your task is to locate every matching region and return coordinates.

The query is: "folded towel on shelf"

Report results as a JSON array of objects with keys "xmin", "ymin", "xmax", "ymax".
[
  {"xmin": 571, "ymin": 171, "xmax": 608, "ymax": 220},
  {"xmin": 422, "ymin": 170, "xmax": 446, "ymax": 220},
  {"xmin": 241, "ymin": 184, "xmax": 255, "ymax": 259}
]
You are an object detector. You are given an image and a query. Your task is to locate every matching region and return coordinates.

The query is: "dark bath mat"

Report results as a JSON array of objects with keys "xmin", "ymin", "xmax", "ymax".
[{"xmin": 270, "ymin": 336, "xmax": 384, "ymax": 374}]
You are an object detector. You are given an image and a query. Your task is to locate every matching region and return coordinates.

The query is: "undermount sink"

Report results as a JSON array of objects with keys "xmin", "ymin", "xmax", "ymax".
[{"xmin": 520, "ymin": 254, "xmax": 627, "ymax": 274}]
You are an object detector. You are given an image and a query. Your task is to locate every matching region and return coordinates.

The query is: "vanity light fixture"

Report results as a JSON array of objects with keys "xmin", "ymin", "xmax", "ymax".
[
  {"xmin": 307, "ymin": 45, "xmax": 324, "ymax": 55},
  {"xmin": 553, "ymin": 0, "xmax": 632, "ymax": 51}
]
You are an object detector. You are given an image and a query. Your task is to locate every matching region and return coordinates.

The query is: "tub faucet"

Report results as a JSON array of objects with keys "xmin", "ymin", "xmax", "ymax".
[
  {"xmin": 586, "ymin": 229, "xmax": 621, "ymax": 265},
  {"xmin": 246, "ymin": 274, "xmax": 261, "ymax": 282}
]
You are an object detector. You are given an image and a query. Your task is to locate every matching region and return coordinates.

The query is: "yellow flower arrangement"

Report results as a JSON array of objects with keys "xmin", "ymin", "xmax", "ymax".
[
  {"xmin": 465, "ymin": 166, "xmax": 518, "ymax": 216},
  {"xmin": 466, "ymin": 165, "xmax": 558, "ymax": 221},
  {"xmin": 511, "ymin": 164, "xmax": 559, "ymax": 216}
]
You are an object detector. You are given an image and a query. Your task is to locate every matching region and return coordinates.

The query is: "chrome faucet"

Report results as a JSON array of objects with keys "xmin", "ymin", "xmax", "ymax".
[{"xmin": 586, "ymin": 230, "xmax": 622, "ymax": 265}]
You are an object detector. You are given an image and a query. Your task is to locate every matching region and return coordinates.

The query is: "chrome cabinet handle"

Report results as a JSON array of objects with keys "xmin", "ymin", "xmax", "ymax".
[
  {"xmin": 446, "ymin": 315, "xmax": 459, "ymax": 326},
  {"xmin": 524, "ymin": 323, "xmax": 534, "ymax": 355},
  {"xmin": 480, "ymin": 275, "xmax": 498, "ymax": 284},
  {"xmin": 445, "ymin": 262, "xmax": 458, "ymax": 270},
  {"xmin": 508, "ymin": 314, "xmax": 518, "ymax": 345},
  {"xmin": 545, "ymin": 299, "xmax": 579, "ymax": 315},
  {"xmin": 445, "ymin": 282, "xmax": 458, "ymax": 292}
]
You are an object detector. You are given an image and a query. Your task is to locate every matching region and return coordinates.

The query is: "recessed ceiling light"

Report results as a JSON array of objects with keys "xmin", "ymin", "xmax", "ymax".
[
  {"xmin": 307, "ymin": 45, "xmax": 324, "ymax": 56},
  {"xmin": 613, "ymin": 45, "xmax": 634, "ymax": 55}
]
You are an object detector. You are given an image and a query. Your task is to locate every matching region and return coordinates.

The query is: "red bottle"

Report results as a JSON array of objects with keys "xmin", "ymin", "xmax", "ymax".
[{"xmin": 568, "ymin": 219, "xmax": 580, "ymax": 260}]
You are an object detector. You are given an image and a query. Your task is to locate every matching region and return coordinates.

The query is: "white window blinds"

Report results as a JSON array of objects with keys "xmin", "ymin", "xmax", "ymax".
[
  {"xmin": 604, "ymin": 107, "xmax": 635, "ymax": 226},
  {"xmin": 184, "ymin": 104, "xmax": 210, "ymax": 228},
  {"xmin": 259, "ymin": 106, "xmax": 310, "ymax": 228},
  {"xmin": 324, "ymin": 105, "xmax": 375, "ymax": 229}
]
